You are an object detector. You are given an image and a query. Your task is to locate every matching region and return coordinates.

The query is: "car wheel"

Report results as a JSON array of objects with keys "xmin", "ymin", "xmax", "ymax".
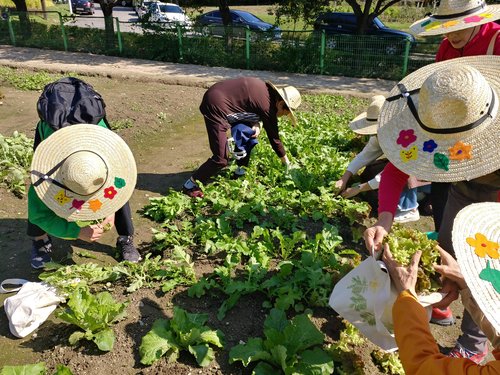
[
  {"xmin": 201, "ymin": 26, "xmax": 210, "ymax": 36},
  {"xmin": 326, "ymin": 38, "xmax": 337, "ymax": 49}
]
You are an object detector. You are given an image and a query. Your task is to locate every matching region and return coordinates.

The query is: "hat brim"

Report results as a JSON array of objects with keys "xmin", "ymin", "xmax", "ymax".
[
  {"xmin": 266, "ymin": 81, "xmax": 298, "ymax": 127},
  {"xmin": 377, "ymin": 56, "xmax": 500, "ymax": 183},
  {"xmin": 410, "ymin": 4, "xmax": 500, "ymax": 36},
  {"xmin": 452, "ymin": 202, "xmax": 500, "ymax": 334},
  {"xmin": 31, "ymin": 124, "xmax": 137, "ymax": 222},
  {"xmin": 349, "ymin": 111, "xmax": 379, "ymax": 135}
]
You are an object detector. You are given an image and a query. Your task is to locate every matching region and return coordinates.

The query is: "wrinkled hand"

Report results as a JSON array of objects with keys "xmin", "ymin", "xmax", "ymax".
[
  {"xmin": 334, "ymin": 179, "xmax": 347, "ymax": 193},
  {"xmin": 364, "ymin": 212, "xmax": 393, "ymax": 255},
  {"xmin": 431, "ymin": 277, "xmax": 460, "ymax": 309},
  {"xmin": 78, "ymin": 224, "xmax": 105, "ymax": 242},
  {"xmin": 382, "ymin": 243, "xmax": 421, "ymax": 295},
  {"xmin": 433, "ymin": 246, "xmax": 467, "ymax": 289},
  {"xmin": 101, "ymin": 213, "xmax": 115, "ymax": 232},
  {"xmin": 341, "ymin": 185, "xmax": 361, "ymax": 199}
]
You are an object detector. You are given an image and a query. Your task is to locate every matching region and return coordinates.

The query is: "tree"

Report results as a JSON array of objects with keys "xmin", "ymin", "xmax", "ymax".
[
  {"xmin": 11, "ymin": 0, "xmax": 32, "ymax": 37},
  {"xmin": 99, "ymin": 0, "xmax": 117, "ymax": 50},
  {"xmin": 274, "ymin": 0, "xmax": 402, "ymax": 34}
]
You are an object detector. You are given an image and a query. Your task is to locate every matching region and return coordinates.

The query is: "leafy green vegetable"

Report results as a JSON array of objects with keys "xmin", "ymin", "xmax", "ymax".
[
  {"xmin": 57, "ymin": 286, "xmax": 128, "ymax": 351},
  {"xmin": 139, "ymin": 306, "xmax": 224, "ymax": 367},
  {"xmin": 229, "ymin": 308, "xmax": 333, "ymax": 374},
  {"xmin": 0, "ymin": 131, "xmax": 33, "ymax": 197},
  {"xmin": 371, "ymin": 350, "xmax": 405, "ymax": 375},
  {"xmin": 385, "ymin": 225, "xmax": 440, "ymax": 293}
]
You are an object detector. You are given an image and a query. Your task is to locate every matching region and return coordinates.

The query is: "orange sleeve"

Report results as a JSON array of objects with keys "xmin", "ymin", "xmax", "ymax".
[{"xmin": 393, "ymin": 291, "xmax": 500, "ymax": 375}]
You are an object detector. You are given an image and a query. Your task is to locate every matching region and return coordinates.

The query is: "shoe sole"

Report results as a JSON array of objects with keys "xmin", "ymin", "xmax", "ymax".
[{"xmin": 430, "ymin": 318, "xmax": 455, "ymax": 326}]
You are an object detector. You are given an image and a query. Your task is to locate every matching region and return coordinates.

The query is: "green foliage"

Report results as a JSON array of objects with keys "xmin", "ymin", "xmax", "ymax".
[
  {"xmin": 0, "ymin": 362, "xmax": 74, "ymax": 375},
  {"xmin": 0, "ymin": 131, "xmax": 33, "ymax": 197},
  {"xmin": 385, "ymin": 225, "xmax": 440, "ymax": 293},
  {"xmin": 371, "ymin": 350, "xmax": 405, "ymax": 375},
  {"xmin": 109, "ymin": 118, "xmax": 134, "ymax": 131},
  {"xmin": 229, "ymin": 308, "xmax": 333, "ymax": 374},
  {"xmin": 57, "ymin": 286, "xmax": 128, "ymax": 351},
  {"xmin": 139, "ymin": 306, "xmax": 224, "ymax": 367},
  {"xmin": 0, "ymin": 67, "xmax": 55, "ymax": 91}
]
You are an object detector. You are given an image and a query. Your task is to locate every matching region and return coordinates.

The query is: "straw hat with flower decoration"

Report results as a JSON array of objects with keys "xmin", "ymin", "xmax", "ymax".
[
  {"xmin": 349, "ymin": 95, "xmax": 386, "ymax": 135},
  {"xmin": 377, "ymin": 55, "xmax": 500, "ymax": 183},
  {"xmin": 30, "ymin": 124, "xmax": 137, "ymax": 222},
  {"xmin": 452, "ymin": 202, "xmax": 500, "ymax": 337},
  {"xmin": 410, "ymin": 0, "xmax": 500, "ymax": 36},
  {"xmin": 266, "ymin": 81, "xmax": 302, "ymax": 127}
]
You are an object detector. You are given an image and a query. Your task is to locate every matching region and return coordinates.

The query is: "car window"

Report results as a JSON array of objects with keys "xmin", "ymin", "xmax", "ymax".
[
  {"xmin": 237, "ymin": 11, "xmax": 263, "ymax": 23},
  {"xmin": 159, "ymin": 4, "xmax": 182, "ymax": 13},
  {"xmin": 208, "ymin": 11, "xmax": 221, "ymax": 19}
]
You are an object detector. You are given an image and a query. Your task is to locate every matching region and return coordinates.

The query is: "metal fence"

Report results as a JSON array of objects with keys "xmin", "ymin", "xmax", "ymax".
[{"xmin": 0, "ymin": 10, "xmax": 440, "ymax": 80}]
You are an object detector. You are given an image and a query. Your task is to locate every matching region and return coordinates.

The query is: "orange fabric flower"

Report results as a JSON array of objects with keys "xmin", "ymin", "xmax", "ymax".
[
  {"xmin": 449, "ymin": 141, "xmax": 472, "ymax": 160},
  {"xmin": 466, "ymin": 233, "xmax": 499, "ymax": 259},
  {"xmin": 88, "ymin": 199, "xmax": 103, "ymax": 212}
]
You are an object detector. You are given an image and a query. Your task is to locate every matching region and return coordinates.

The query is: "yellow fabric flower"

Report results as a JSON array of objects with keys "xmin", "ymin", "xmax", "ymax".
[
  {"xmin": 449, "ymin": 141, "xmax": 472, "ymax": 160},
  {"xmin": 442, "ymin": 20, "xmax": 459, "ymax": 28},
  {"xmin": 466, "ymin": 233, "xmax": 500, "ymax": 259}
]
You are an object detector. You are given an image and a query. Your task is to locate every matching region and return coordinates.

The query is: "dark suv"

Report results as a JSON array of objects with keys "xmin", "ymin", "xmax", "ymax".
[{"xmin": 314, "ymin": 12, "xmax": 415, "ymax": 54}]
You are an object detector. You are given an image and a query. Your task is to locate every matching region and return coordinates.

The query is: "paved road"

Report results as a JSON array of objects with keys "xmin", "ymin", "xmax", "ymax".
[
  {"xmin": 0, "ymin": 45, "xmax": 396, "ymax": 97},
  {"xmin": 67, "ymin": 4, "xmax": 144, "ymax": 33}
]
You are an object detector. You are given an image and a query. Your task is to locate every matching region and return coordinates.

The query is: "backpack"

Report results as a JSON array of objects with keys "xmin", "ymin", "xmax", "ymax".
[{"xmin": 37, "ymin": 77, "xmax": 108, "ymax": 131}]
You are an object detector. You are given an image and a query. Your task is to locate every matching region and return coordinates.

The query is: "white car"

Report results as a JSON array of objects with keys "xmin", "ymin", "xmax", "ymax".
[{"xmin": 147, "ymin": 2, "xmax": 192, "ymax": 29}]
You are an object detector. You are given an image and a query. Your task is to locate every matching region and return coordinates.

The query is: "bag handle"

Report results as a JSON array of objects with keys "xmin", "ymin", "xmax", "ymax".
[
  {"xmin": 487, "ymin": 30, "xmax": 500, "ymax": 55},
  {"xmin": 0, "ymin": 279, "xmax": 29, "ymax": 294}
]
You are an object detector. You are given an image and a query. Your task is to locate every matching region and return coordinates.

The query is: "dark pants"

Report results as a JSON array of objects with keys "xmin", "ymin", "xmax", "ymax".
[
  {"xmin": 27, "ymin": 202, "xmax": 135, "ymax": 238},
  {"xmin": 438, "ymin": 182, "xmax": 498, "ymax": 352},
  {"xmin": 430, "ymin": 182, "xmax": 450, "ymax": 232}
]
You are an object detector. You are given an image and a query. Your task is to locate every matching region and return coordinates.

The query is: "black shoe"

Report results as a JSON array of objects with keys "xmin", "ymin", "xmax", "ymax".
[
  {"xmin": 116, "ymin": 235, "xmax": 141, "ymax": 263},
  {"xmin": 31, "ymin": 236, "xmax": 53, "ymax": 269}
]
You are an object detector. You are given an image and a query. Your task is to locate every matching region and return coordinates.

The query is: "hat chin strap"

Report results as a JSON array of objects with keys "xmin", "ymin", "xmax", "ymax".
[{"xmin": 388, "ymin": 83, "xmax": 496, "ymax": 135}]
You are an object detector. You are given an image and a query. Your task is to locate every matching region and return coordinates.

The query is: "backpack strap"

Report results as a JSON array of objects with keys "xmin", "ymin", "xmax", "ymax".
[{"xmin": 487, "ymin": 29, "xmax": 500, "ymax": 55}]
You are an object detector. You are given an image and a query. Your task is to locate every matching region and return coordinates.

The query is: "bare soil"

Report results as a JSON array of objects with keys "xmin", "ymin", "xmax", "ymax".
[{"xmin": 0, "ymin": 73, "xmax": 475, "ymax": 374}]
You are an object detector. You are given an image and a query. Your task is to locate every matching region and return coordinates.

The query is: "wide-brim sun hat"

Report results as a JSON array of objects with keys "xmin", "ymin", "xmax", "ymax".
[
  {"xmin": 452, "ymin": 202, "xmax": 500, "ymax": 335},
  {"xmin": 410, "ymin": 0, "xmax": 500, "ymax": 36},
  {"xmin": 349, "ymin": 95, "xmax": 386, "ymax": 135},
  {"xmin": 377, "ymin": 55, "xmax": 500, "ymax": 183},
  {"xmin": 266, "ymin": 81, "xmax": 301, "ymax": 127},
  {"xmin": 30, "ymin": 124, "xmax": 137, "ymax": 222}
]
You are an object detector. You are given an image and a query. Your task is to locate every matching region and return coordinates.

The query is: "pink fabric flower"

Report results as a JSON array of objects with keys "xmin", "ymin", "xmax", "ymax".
[
  {"xmin": 396, "ymin": 129, "xmax": 417, "ymax": 148},
  {"xmin": 464, "ymin": 15, "xmax": 483, "ymax": 23}
]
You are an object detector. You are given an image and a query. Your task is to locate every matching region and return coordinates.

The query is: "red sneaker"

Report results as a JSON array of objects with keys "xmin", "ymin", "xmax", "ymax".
[
  {"xmin": 430, "ymin": 307, "xmax": 455, "ymax": 326},
  {"xmin": 448, "ymin": 342, "xmax": 488, "ymax": 364},
  {"xmin": 182, "ymin": 186, "xmax": 204, "ymax": 198}
]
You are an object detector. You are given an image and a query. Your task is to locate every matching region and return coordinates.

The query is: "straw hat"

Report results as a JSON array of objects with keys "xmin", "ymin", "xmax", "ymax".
[
  {"xmin": 30, "ymin": 124, "xmax": 137, "ymax": 222},
  {"xmin": 377, "ymin": 56, "xmax": 500, "ymax": 183},
  {"xmin": 349, "ymin": 95, "xmax": 386, "ymax": 135},
  {"xmin": 452, "ymin": 202, "xmax": 500, "ymax": 335},
  {"xmin": 267, "ymin": 81, "xmax": 302, "ymax": 126},
  {"xmin": 410, "ymin": 0, "xmax": 500, "ymax": 36}
]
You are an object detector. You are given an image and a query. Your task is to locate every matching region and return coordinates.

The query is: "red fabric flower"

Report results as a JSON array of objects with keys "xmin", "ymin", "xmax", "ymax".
[
  {"xmin": 104, "ymin": 186, "xmax": 117, "ymax": 200},
  {"xmin": 396, "ymin": 129, "xmax": 417, "ymax": 148}
]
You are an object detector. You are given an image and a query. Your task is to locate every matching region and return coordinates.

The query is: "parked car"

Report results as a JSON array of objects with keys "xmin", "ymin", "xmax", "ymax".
[
  {"xmin": 146, "ymin": 2, "xmax": 192, "ymax": 28},
  {"xmin": 71, "ymin": 0, "xmax": 95, "ymax": 15},
  {"xmin": 313, "ymin": 12, "xmax": 415, "ymax": 55},
  {"xmin": 135, "ymin": 0, "xmax": 155, "ymax": 18},
  {"xmin": 196, "ymin": 9, "xmax": 281, "ymax": 40}
]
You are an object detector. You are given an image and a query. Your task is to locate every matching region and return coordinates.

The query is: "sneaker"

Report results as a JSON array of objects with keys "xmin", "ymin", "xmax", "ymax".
[
  {"xmin": 31, "ymin": 237, "xmax": 53, "ymax": 269},
  {"xmin": 182, "ymin": 186, "xmax": 204, "ymax": 198},
  {"xmin": 394, "ymin": 208, "xmax": 420, "ymax": 223},
  {"xmin": 448, "ymin": 342, "xmax": 488, "ymax": 364},
  {"xmin": 117, "ymin": 235, "xmax": 141, "ymax": 263},
  {"xmin": 430, "ymin": 307, "xmax": 455, "ymax": 326}
]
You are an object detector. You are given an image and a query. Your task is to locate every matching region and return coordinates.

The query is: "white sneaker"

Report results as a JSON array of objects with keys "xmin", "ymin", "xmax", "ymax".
[{"xmin": 394, "ymin": 208, "xmax": 420, "ymax": 223}]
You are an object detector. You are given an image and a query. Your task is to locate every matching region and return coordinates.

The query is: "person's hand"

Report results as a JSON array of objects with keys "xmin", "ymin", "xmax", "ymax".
[
  {"xmin": 382, "ymin": 243, "xmax": 421, "ymax": 295},
  {"xmin": 251, "ymin": 124, "xmax": 261, "ymax": 138},
  {"xmin": 281, "ymin": 155, "xmax": 291, "ymax": 171},
  {"xmin": 432, "ymin": 277, "xmax": 460, "ymax": 309},
  {"xmin": 78, "ymin": 224, "xmax": 104, "ymax": 242},
  {"xmin": 334, "ymin": 172, "xmax": 353, "ymax": 194},
  {"xmin": 341, "ymin": 185, "xmax": 361, "ymax": 198},
  {"xmin": 433, "ymin": 246, "xmax": 467, "ymax": 290},
  {"xmin": 101, "ymin": 213, "xmax": 115, "ymax": 232},
  {"xmin": 364, "ymin": 211, "xmax": 393, "ymax": 255}
]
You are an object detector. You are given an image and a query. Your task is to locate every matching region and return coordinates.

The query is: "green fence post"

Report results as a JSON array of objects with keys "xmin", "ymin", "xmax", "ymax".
[
  {"xmin": 7, "ymin": 14, "xmax": 15, "ymax": 46},
  {"xmin": 177, "ymin": 24, "xmax": 183, "ymax": 61},
  {"xmin": 58, "ymin": 12, "xmax": 68, "ymax": 51},
  {"xmin": 245, "ymin": 26, "xmax": 250, "ymax": 70},
  {"xmin": 401, "ymin": 38, "xmax": 411, "ymax": 78},
  {"xmin": 115, "ymin": 17, "xmax": 123, "ymax": 54},
  {"xmin": 320, "ymin": 30, "xmax": 325, "ymax": 75}
]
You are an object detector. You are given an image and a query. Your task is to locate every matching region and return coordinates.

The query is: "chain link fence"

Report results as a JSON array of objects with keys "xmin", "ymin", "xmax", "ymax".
[{"xmin": 0, "ymin": 10, "xmax": 440, "ymax": 80}]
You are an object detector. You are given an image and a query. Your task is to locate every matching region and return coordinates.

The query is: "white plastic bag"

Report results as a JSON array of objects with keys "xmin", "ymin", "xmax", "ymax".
[
  {"xmin": 1, "ymin": 279, "xmax": 64, "ymax": 338},
  {"xmin": 329, "ymin": 256, "xmax": 399, "ymax": 351}
]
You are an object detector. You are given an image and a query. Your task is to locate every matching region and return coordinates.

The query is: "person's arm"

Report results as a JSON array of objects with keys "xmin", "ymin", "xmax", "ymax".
[
  {"xmin": 384, "ymin": 245, "xmax": 500, "ymax": 374},
  {"xmin": 346, "ymin": 136, "xmax": 384, "ymax": 176},
  {"xmin": 378, "ymin": 162, "xmax": 410, "ymax": 216}
]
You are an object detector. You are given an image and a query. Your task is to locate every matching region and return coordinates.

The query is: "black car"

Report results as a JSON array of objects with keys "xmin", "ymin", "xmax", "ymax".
[
  {"xmin": 314, "ymin": 12, "xmax": 415, "ymax": 54},
  {"xmin": 197, "ymin": 9, "xmax": 281, "ymax": 40},
  {"xmin": 71, "ymin": 0, "xmax": 95, "ymax": 14}
]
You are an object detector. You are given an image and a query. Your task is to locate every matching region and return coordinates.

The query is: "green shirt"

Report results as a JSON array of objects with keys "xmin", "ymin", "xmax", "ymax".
[{"xmin": 28, "ymin": 120, "xmax": 108, "ymax": 239}]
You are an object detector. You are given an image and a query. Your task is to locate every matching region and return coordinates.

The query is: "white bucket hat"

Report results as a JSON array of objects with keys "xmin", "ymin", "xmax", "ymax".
[
  {"xmin": 349, "ymin": 95, "xmax": 386, "ymax": 135},
  {"xmin": 30, "ymin": 124, "xmax": 137, "ymax": 221},
  {"xmin": 410, "ymin": 0, "xmax": 500, "ymax": 36},
  {"xmin": 266, "ymin": 81, "xmax": 301, "ymax": 126},
  {"xmin": 377, "ymin": 56, "xmax": 500, "ymax": 183},
  {"xmin": 452, "ymin": 202, "xmax": 500, "ymax": 335}
]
